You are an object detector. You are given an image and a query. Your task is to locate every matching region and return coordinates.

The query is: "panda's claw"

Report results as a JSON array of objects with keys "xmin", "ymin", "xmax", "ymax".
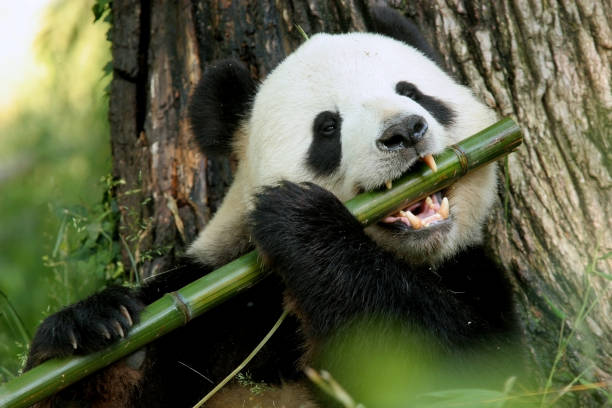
[
  {"xmin": 69, "ymin": 330, "xmax": 78, "ymax": 350},
  {"xmin": 112, "ymin": 320, "xmax": 125, "ymax": 338},
  {"xmin": 120, "ymin": 304, "xmax": 134, "ymax": 327},
  {"xmin": 99, "ymin": 323, "xmax": 112, "ymax": 340}
]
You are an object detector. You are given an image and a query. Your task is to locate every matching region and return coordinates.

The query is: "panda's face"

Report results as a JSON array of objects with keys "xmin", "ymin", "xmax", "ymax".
[{"xmin": 239, "ymin": 33, "xmax": 498, "ymax": 264}]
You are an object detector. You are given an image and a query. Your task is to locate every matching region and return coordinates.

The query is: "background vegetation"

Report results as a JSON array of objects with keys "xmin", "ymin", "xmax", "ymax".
[{"xmin": 0, "ymin": 0, "xmax": 114, "ymax": 379}]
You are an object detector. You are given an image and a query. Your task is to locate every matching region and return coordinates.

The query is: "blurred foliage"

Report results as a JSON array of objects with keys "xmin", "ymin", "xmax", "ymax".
[
  {"xmin": 312, "ymin": 318, "xmax": 537, "ymax": 408},
  {"xmin": 92, "ymin": 0, "xmax": 112, "ymax": 23},
  {"xmin": 0, "ymin": 0, "xmax": 115, "ymax": 379},
  {"xmin": 308, "ymin": 317, "xmax": 608, "ymax": 407}
]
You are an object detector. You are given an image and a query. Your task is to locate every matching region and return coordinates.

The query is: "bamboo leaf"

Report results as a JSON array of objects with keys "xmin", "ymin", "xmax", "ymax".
[
  {"xmin": 0, "ymin": 291, "xmax": 31, "ymax": 345},
  {"xmin": 0, "ymin": 118, "xmax": 522, "ymax": 408}
]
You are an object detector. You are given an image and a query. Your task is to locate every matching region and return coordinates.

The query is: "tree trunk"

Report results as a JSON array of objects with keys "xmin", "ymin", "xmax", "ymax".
[{"xmin": 108, "ymin": 1, "xmax": 611, "ymax": 406}]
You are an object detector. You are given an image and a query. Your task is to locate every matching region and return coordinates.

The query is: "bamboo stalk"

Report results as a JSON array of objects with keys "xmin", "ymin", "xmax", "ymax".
[{"xmin": 0, "ymin": 118, "xmax": 521, "ymax": 408}]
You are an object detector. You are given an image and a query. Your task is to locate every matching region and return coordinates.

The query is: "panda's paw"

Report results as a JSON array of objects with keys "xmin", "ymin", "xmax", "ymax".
[
  {"xmin": 25, "ymin": 286, "xmax": 144, "ymax": 369},
  {"xmin": 251, "ymin": 181, "xmax": 362, "ymax": 258}
]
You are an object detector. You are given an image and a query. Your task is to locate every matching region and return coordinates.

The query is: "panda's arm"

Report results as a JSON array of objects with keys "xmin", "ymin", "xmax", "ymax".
[
  {"xmin": 25, "ymin": 260, "xmax": 212, "ymax": 369},
  {"xmin": 251, "ymin": 182, "xmax": 506, "ymax": 344}
]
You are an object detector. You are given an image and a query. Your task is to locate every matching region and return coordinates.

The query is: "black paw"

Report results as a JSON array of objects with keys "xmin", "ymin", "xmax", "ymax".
[
  {"xmin": 250, "ymin": 181, "xmax": 362, "ymax": 261},
  {"xmin": 26, "ymin": 286, "xmax": 144, "ymax": 369}
]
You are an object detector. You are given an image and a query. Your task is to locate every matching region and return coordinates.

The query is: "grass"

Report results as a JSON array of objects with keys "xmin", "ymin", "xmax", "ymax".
[
  {"xmin": 539, "ymin": 247, "xmax": 612, "ymax": 407},
  {"xmin": 192, "ymin": 310, "xmax": 288, "ymax": 407}
]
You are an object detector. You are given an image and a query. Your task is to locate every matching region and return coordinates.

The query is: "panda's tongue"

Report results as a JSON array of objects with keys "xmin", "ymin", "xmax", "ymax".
[{"xmin": 381, "ymin": 191, "xmax": 449, "ymax": 230}]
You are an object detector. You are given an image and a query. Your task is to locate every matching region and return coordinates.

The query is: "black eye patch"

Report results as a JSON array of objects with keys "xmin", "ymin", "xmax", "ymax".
[
  {"xmin": 306, "ymin": 111, "xmax": 342, "ymax": 176},
  {"xmin": 396, "ymin": 81, "xmax": 455, "ymax": 127}
]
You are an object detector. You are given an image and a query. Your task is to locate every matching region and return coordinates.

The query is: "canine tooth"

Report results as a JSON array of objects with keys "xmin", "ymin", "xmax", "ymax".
[
  {"xmin": 423, "ymin": 154, "xmax": 437, "ymax": 172},
  {"xmin": 404, "ymin": 210, "xmax": 423, "ymax": 230},
  {"xmin": 439, "ymin": 197, "xmax": 449, "ymax": 218},
  {"xmin": 385, "ymin": 180, "xmax": 392, "ymax": 190}
]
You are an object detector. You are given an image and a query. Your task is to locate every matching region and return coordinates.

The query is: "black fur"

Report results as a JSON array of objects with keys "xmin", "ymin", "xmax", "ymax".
[
  {"xmin": 369, "ymin": 6, "xmax": 446, "ymax": 70},
  {"xmin": 251, "ymin": 182, "xmax": 515, "ymax": 346},
  {"xmin": 396, "ymin": 81, "xmax": 456, "ymax": 126},
  {"xmin": 307, "ymin": 111, "xmax": 343, "ymax": 176},
  {"xmin": 188, "ymin": 59, "xmax": 257, "ymax": 156}
]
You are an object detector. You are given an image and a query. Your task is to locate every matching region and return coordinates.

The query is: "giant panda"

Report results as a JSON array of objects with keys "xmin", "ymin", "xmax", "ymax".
[{"xmin": 25, "ymin": 7, "xmax": 521, "ymax": 408}]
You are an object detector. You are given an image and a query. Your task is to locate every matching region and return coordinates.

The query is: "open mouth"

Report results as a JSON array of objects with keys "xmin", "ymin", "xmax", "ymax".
[
  {"xmin": 379, "ymin": 154, "xmax": 451, "ymax": 231},
  {"xmin": 380, "ymin": 190, "xmax": 449, "ymax": 230}
]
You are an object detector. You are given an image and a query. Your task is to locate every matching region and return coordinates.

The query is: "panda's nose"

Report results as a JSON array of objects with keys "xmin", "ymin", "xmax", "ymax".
[{"xmin": 377, "ymin": 115, "xmax": 428, "ymax": 152}]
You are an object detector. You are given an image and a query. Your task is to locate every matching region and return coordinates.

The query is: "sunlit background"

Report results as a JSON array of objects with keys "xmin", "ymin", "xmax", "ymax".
[
  {"xmin": 0, "ymin": 1, "xmax": 48, "ymax": 108},
  {"xmin": 0, "ymin": 0, "xmax": 112, "ymax": 377}
]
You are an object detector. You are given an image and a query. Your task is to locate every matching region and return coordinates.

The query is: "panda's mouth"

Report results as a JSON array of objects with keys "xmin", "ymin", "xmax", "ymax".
[
  {"xmin": 380, "ymin": 190, "xmax": 450, "ymax": 230},
  {"xmin": 378, "ymin": 154, "xmax": 451, "ymax": 231}
]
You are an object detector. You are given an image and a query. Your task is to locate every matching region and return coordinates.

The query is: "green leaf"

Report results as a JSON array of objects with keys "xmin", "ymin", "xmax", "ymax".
[{"xmin": 417, "ymin": 388, "xmax": 509, "ymax": 408}]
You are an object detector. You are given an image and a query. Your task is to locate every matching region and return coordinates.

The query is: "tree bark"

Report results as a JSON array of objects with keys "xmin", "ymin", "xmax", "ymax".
[{"xmin": 108, "ymin": 1, "xmax": 611, "ymax": 406}]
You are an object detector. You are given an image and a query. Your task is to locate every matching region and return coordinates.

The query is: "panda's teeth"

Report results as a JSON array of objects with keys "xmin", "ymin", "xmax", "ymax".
[
  {"xmin": 385, "ymin": 194, "xmax": 448, "ymax": 229},
  {"xmin": 425, "ymin": 196, "xmax": 434, "ymax": 211},
  {"xmin": 439, "ymin": 197, "xmax": 449, "ymax": 219},
  {"xmin": 401, "ymin": 210, "xmax": 423, "ymax": 230},
  {"xmin": 385, "ymin": 180, "xmax": 392, "ymax": 190},
  {"xmin": 423, "ymin": 154, "xmax": 437, "ymax": 172}
]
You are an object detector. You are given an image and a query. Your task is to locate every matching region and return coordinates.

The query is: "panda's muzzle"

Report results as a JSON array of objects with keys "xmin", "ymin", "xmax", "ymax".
[
  {"xmin": 376, "ymin": 114, "xmax": 437, "ymax": 174},
  {"xmin": 372, "ymin": 114, "xmax": 447, "ymax": 231}
]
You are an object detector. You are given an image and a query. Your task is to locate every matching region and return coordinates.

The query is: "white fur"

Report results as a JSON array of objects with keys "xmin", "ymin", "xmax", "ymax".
[{"xmin": 188, "ymin": 32, "xmax": 498, "ymax": 265}]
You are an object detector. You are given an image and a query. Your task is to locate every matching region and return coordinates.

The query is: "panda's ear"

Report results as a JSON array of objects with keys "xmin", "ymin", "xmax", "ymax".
[
  {"xmin": 188, "ymin": 59, "xmax": 257, "ymax": 156},
  {"xmin": 369, "ymin": 7, "xmax": 446, "ymax": 70}
]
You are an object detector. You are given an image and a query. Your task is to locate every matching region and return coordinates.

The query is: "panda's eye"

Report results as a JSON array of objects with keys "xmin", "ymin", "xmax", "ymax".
[
  {"xmin": 308, "ymin": 111, "xmax": 343, "ymax": 176},
  {"xmin": 396, "ymin": 81, "xmax": 420, "ymax": 100},
  {"xmin": 313, "ymin": 111, "xmax": 341, "ymax": 138}
]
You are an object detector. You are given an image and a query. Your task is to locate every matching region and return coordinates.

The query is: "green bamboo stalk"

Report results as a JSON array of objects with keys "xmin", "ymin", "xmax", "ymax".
[{"xmin": 0, "ymin": 118, "xmax": 521, "ymax": 408}]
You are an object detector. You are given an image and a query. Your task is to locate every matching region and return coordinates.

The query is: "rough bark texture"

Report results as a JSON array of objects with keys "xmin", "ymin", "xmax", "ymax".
[{"xmin": 109, "ymin": 0, "xmax": 611, "ymax": 406}]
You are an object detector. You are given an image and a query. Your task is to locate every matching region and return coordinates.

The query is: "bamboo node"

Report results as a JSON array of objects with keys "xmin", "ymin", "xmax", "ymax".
[
  {"xmin": 169, "ymin": 291, "xmax": 193, "ymax": 323},
  {"xmin": 449, "ymin": 143, "xmax": 469, "ymax": 175}
]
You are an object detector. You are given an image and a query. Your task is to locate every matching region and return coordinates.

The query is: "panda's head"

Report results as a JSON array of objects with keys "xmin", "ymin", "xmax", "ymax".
[{"xmin": 188, "ymin": 11, "xmax": 498, "ymax": 267}]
